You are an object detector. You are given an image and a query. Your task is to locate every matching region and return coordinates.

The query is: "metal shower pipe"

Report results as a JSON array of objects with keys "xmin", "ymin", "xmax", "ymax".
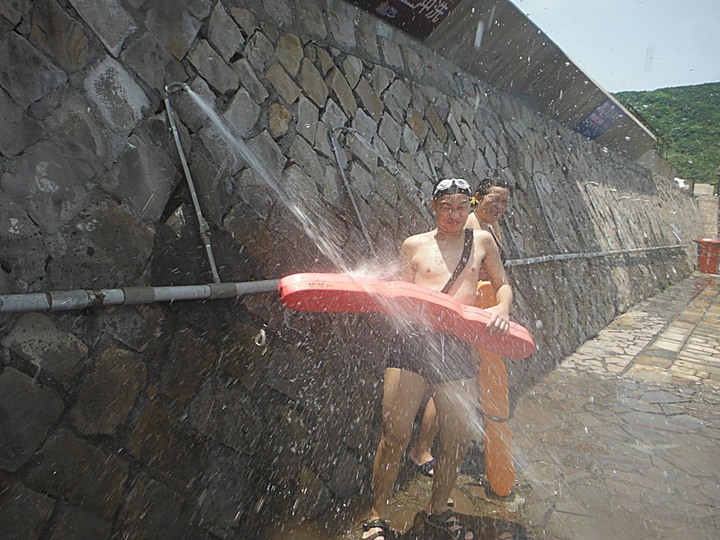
[
  {"xmin": 505, "ymin": 243, "xmax": 686, "ymax": 267},
  {"xmin": 0, "ymin": 244, "xmax": 689, "ymax": 313},
  {"xmin": 0, "ymin": 280, "xmax": 280, "ymax": 313},
  {"xmin": 163, "ymin": 83, "xmax": 221, "ymax": 284},
  {"xmin": 330, "ymin": 126, "xmax": 377, "ymax": 256}
]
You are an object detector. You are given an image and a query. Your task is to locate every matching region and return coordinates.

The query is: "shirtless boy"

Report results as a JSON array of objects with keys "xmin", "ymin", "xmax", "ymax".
[{"xmin": 362, "ymin": 178, "xmax": 513, "ymax": 540}]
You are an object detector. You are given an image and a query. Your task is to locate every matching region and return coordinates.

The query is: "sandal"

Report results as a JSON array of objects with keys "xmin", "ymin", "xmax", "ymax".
[
  {"xmin": 361, "ymin": 518, "xmax": 389, "ymax": 540},
  {"xmin": 413, "ymin": 457, "xmax": 435, "ymax": 477},
  {"xmin": 425, "ymin": 509, "xmax": 476, "ymax": 539}
]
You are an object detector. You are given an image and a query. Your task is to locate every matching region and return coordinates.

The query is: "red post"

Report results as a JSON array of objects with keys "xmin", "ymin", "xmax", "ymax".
[{"xmin": 695, "ymin": 238, "xmax": 720, "ymax": 274}]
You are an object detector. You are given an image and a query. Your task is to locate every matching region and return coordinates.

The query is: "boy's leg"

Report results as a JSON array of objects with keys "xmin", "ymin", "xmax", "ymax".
[
  {"xmin": 427, "ymin": 378, "xmax": 477, "ymax": 514},
  {"xmin": 369, "ymin": 367, "xmax": 427, "ymax": 521},
  {"xmin": 409, "ymin": 397, "xmax": 438, "ymax": 470}
]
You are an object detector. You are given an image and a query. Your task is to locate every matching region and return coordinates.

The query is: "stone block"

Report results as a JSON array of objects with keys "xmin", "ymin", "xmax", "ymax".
[
  {"xmin": 187, "ymin": 373, "xmax": 263, "ymax": 453},
  {"xmin": 0, "ymin": 472, "xmax": 55, "ymax": 537},
  {"xmin": 314, "ymin": 121, "xmax": 334, "ymax": 159},
  {"xmin": 275, "ymin": 32, "xmax": 303, "ymax": 77},
  {"xmin": 0, "ymin": 368, "xmax": 64, "ymax": 472},
  {"xmin": 227, "ymin": 167, "xmax": 276, "ymax": 221},
  {"xmin": 356, "ymin": 18, "xmax": 380, "ymax": 61},
  {"xmin": 281, "ymin": 164, "xmax": 327, "ymax": 228},
  {"xmin": 45, "ymin": 201, "xmax": 154, "ymax": 289},
  {"xmin": 0, "ymin": 87, "xmax": 42, "ymax": 157},
  {"xmin": 0, "ymin": 190, "xmax": 39, "ymax": 242},
  {"xmin": 371, "ymin": 64, "xmax": 393, "ymax": 95},
  {"xmin": 71, "ymin": 348, "xmax": 146, "ymax": 435},
  {"xmin": 48, "ymin": 505, "xmax": 112, "ymax": 540},
  {"xmin": 297, "ymin": 95, "xmax": 319, "ymax": 145},
  {"xmin": 460, "ymin": 121, "xmax": 476, "ymax": 148},
  {"xmin": 1, "ymin": 140, "xmax": 91, "ymax": 234},
  {"xmin": 222, "ymin": 204, "xmax": 275, "ymax": 266},
  {"xmin": 325, "ymin": 8, "xmax": 356, "ymax": 49},
  {"xmin": 188, "ymin": 40, "xmax": 238, "ymax": 96},
  {"xmin": 0, "ymin": 233, "xmax": 46, "ymax": 288},
  {"xmin": 406, "ymin": 109, "xmax": 428, "ymax": 143},
  {"xmin": 117, "ymin": 473, "xmax": 190, "ymax": 539},
  {"xmin": 84, "ymin": 57, "xmax": 150, "ymax": 135},
  {"xmin": 147, "ymin": 205, "xmax": 215, "ymax": 284},
  {"xmin": 120, "ymin": 32, "xmax": 185, "ymax": 94},
  {"xmin": 188, "ymin": 130, "xmax": 240, "ymax": 224},
  {"xmin": 2, "ymin": 313, "xmax": 88, "ymax": 385},
  {"xmin": 321, "ymin": 97, "xmax": 348, "ymax": 131},
  {"xmin": 29, "ymin": 0, "xmax": 89, "ymax": 73},
  {"xmin": 144, "ymin": 2, "xmax": 203, "ymax": 60},
  {"xmin": 44, "ymin": 92, "xmax": 108, "ymax": 171},
  {"xmin": 225, "ymin": 87, "xmax": 261, "ymax": 137},
  {"xmin": 68, "ymin": 0, "xmax": 135, "ymax": 57},
  {"xmin": 158, "ymin": 327, "xmax": 217, "ymax": 406},
  {"xmin": 373, "ymin": 136, "xmax": 398, "ymax": 175},
  {"xmin": 299, "ymin": 2, "xmax": 327, "ymax": 40},
  {"xmin": 380, "ymin": 36, "xmax": 404, "ymax": 71},
  {"xmin": 207, "ymin": 1, "xmax": 245, "ymax": 62},
  {"xmin": 0, "ymin": 31, "xmax": 67, "ymax": 109},
  {"xmin": 348, "ymin": 161, "xmax": 373, "ymax": 200},
  {"xmin": 378, "ymin": 113, "xmax": 402, "ymax": 154},
  {"xmin": 318, "ymin": 165, "xmax": 345, "ymax": 211},
  {"xmin": 354, "ymin": 77, "xmax": 384, "ymax": 122},
  {"xmin": 401, "ymin": 44, "xmax": 426, "ymax": 80},
  {"xmin": 268, "ymin": 102, "xmax": 292, "ymax": 138},
  {"xmin": 327, "ymin": 67, "xmax": 356, "ymax": 117},
  {"xmin": 401, "ymin": 124, "xmax": 419, "ymax": 154},
  {"xmin": 98, "ymin": 304, "xmax": 171, "ymax": 360},
  {"xmin": 245, "ymin": 31, "xmax": 274, "ymax": 72},
  {"xmin": 228, "ymin": 6, "xmax": 258, "ymax": 36},
  {"xmin": 342, "ymin": 55, "xmax": 363, "ymax": 89},
  {"xmin": 351, "ymin": 107, "xmax": 377, "ymax": 143},
  {"xmin": 25, "ymin": 429, "xmax": 129, "ymax": 521},
  {"xmin": 245, "ymin": 130, "xmax": 287, "ymax": 185},
  {"xmin": 266, "ymin": 63, "xmax": 301, "ymax": 105},
  {"xmin": 349, "ymin": 131, "xmax": 378, "ymax": 173},
  {"xmin": 128, "ymin": 403, "xmax": 209, "ymax": 492},
  {"xmin": 0, "ymin": 0, "xmax": 31, "ymax": 25},
  {"xmin": 104, "ymin": 135, "xmax": 180, "ymax": 222},
  {"xmin": 232, "ymin": 58, "xmax": 269, "ymax": 104},
  {"xmin": 298, "ymin": 58, "xmax": 328, "ymax": 108},
  {"xmin": 315, "ymin": 46, "xmax": 335, "ymax": 76},
  {"xmin": 289, "ymin": 136, "xmax": 323, "ymax": 182}
]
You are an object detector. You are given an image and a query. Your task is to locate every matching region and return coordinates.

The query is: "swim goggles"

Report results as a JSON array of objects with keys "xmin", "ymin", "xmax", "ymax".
[{"xmin": 432, "ymin": 178, "xmax": 472, "ymax": 199}]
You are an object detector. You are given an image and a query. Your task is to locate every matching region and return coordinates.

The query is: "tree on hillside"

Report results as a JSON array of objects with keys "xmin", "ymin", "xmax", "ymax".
[{"xmin": 615, "ymin": 82, "xmax": 720, "ymax": 186}]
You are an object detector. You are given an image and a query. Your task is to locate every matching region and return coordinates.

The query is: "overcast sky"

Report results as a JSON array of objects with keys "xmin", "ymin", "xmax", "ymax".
[{"xmin": 511, "ymin": 0, "xmax": 720, "ymax": 92}]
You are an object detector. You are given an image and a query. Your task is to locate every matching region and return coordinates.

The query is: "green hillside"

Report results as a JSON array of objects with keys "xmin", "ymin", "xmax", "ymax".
[{"xmin": 614, "ymin": 82, "xmax": 720, "ymax": 186}]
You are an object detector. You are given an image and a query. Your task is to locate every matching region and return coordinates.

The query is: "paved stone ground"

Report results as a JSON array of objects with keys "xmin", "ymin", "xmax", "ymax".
[
  {"xmin": 514, "ymin": 272, "xmax": 720, "ymax": 540},
  {"xmin": 271, "ymin": 272, "xmax": 720, "ymax": 539}
]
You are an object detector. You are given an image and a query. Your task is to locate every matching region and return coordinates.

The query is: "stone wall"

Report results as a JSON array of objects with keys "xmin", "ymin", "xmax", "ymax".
[
  {"xmin": 0, "ymin": 0, "xmax": 703, "ymax": 537},
  {"xmin": 694, "ymin": 183, "xmax": 719, "ymax": 238}
]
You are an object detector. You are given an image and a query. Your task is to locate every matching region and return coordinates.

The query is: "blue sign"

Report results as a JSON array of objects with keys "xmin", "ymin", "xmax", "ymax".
[{"xmin": 574, "ymin": 99, "xmax": 623, "ymax": 139}]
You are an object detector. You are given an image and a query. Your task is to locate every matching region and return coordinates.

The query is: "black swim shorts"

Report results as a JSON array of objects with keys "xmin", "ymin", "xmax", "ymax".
[{"xmin": 386, "ymin": 328, "xmax": 477, "ymax": 384}]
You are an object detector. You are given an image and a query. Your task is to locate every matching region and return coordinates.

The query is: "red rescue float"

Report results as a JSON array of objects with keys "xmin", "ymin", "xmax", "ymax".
[{"xmin": 278, "ymin": 273, "xmax": 535, "ymax": 360}]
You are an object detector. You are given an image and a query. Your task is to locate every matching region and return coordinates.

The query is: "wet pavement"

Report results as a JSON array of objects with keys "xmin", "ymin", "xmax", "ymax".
[{"xmin": 271, "ymin": 272, "xmax": 720, "ymax": 539}]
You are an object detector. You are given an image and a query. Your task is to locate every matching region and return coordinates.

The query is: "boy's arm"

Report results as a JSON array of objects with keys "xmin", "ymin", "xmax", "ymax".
[
  {"xmin": 478, "ymin": 232, "xmax": 513, "ymax": 334},
  {"xmin": 398, "ymin": 237, "xmax": 416, "ymax": 283}
]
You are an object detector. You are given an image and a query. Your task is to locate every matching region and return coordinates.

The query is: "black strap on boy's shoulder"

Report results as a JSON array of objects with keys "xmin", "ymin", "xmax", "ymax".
[{"xmin": 441, "ymin": 228, "xmax": 474, "ymax": 294}]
